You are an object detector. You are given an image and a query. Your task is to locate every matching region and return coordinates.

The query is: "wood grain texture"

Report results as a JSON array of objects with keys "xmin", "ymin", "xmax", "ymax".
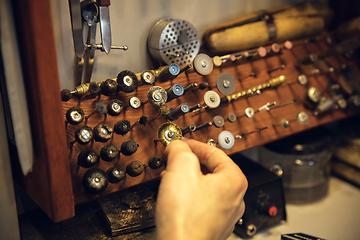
[
  {"xmin": 14, "ymin": 0, "xmax": 74, "ymax": 222},
  {"xmin": 63, "ymin": 33, "xmax": 360, "ymax": 205}
]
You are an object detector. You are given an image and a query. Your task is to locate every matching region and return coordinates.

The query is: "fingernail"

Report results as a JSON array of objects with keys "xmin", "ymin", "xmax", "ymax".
[{"xmin": 182, "ymin": 137, "xmax": 189, "ymax": 141}]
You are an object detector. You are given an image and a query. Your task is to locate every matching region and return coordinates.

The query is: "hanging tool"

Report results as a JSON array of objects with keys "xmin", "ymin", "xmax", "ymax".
[
  {"xmin": 97, "ymin": 0, "xmax": 111, "ymax": 54},
  {"xmin": 68, "ymin": 0, "xmax": 127, "ymax": 86},
  {"xmin": 69, "ymin": 0, "xmax": 85, "ymax": 58},
  {"xmin": 81, "ymin": 0, "xmax": 98, "ymax": 84}
]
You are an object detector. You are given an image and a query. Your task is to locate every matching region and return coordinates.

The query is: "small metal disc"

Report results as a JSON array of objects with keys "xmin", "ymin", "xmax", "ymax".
[
  {"xmin": 147, "ymin": 86, "xmax": 168, "ymax": 107},
  {"xmin": 280, "ymin": 119, "xmax": 290, "ymax": 128},
  {"xmin": 66, "ymin": 107, "xmax": 84, "ymax": 125},
  {"xmin": 337, "ymin": 98, "xmax": 347, "ymax": 109},
  {"xmin": 157, "ymin": 122, "xmax": 182, "ymax": 146},
  {"xmin": 227, "ymin": 113, "xmax": 237, "ymax": 123},
  {"xmin": 107, "ymin": 99, "xmax": 123, "ymax": 116},
  {"xmin": 193, "ymin": 53, "xmax": 213, "ymax": 76},
  {"xmin": 218, "ymin": 131, "xmax": 235, "ymax": 150},
  {"xmin": 206, "ymin": 139, "xmax": 217, "ymax": 147},
  {"xmin": 297, "ymin": 112, "xmax": 309, "ymax": 125},
  {"xmin": 307, "ymin": 87, "xmax": 321, "ymax": 104},
  {"xmin": 213, "ymin": 115, "xmax": 225, "ymax": 128},
  {"xmin": 297, "ymin": 74, "xmax": 308, "ymax": 85},
  {"xmin": 212, "ymin": 56, "xmax": 222, "ymax": 67},
  {"xmin": 245, "ymin": 107, "xmax": 255, "ymax": 118},
  {"xmin": 93, "ymin": 123, "xmax": 113, "ymax": 142},
  {"xmin": 75, "ymin": 126, "xmax": 93, "ymax": 144},
  {"xmin": 129, "ymin": 96, "xmax": 141, "ymax": 109},
  {"xmin": 141, "ymin": 71, "xmax": 155, "ymax": 85},
  {"xmin": 216, "ymin": 72, "xmax": 236, "ymax": 95},
  {"xmin": 204, "ymin": 90, "xmax": 220, "ymax": 109}
]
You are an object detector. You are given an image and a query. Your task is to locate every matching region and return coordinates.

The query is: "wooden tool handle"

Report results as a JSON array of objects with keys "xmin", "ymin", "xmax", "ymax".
[{"xmin": 203, "ymin": 1, "xmax": 333, "ymax": 53}]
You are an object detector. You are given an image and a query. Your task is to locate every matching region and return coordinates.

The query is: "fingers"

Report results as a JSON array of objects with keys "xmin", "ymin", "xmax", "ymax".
[
  {"xmin": 164, "ymin": 140, "xmax": 201, "ymax": 174},
  {"xmin": 184, "ymin": 139, "xmax": 240, "ymax": 175}
]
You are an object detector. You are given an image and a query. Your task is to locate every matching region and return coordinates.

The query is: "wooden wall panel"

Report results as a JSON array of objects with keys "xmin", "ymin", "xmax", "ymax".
[{"xmin": 14, "ymin": 0, "xmax": 74, "ymax": 222}]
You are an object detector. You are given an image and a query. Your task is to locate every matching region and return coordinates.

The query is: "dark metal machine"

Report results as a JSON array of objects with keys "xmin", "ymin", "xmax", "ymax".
[{"xmin": 231, "ymin": 153, "xmax": 287, "ymax": 238}]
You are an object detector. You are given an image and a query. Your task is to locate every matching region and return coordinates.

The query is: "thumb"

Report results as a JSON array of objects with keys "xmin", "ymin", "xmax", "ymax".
[{"xmin": 164, "ymin": 140, "xmax": 202, "ymax": 174}]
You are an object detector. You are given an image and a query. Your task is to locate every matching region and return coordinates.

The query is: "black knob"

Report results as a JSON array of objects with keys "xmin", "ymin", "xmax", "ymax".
[
  {"xmin": 117, "ymin": 70, "xmax": 139, "ymax": 93},
  {"xmin": 148, "ymin": 156, "xmax": 164, "ymax": 169},
  {"xmin": 114, "ymin": 120, "xmax": 131, "ymax": 135},
  {"xmin": 126, "ymin": 161, "xmax": 145, "ymax": 177},
  {"xmin": 77, "ymin": 150, "xmax": 99, "ymax": 168},
  {"xmin": 199, "ymin": 82, "xmax": 209, "ymax": 90},
  {"xmin": 100, "ymin": 79, "xmax": 118, "ymax": 96},
  {"xmin": 82, "ymin": 168, "xmax": 108, "ymax": 195},
  {"xmin": 66, "ymin": 107, "xmax": 84, "ymax": 125},
  {"xmin": 100, "ymin": 145, "xmax": 119, "ymax": 162},
  {"xmin": 107, "ymin": 99, "xmax": 124, "ymax": 116},
  {"xmin": 106, "ymin": 166, "xmax": 126, "ymax": 183},
  {"xmin": 138, "ymin": 116, "xmax": 148, "ymax": 126},
  {"xmin": 75, "ymin": 126, "xmax": 93, "ymax": 144},
  {"xmin": 121, "ymin": 140, "xmax": 138, "ymax": 156},
  {"xmin": 61, "ymin": 89, "xmax": 71, "ymax": 101},
  {"xmin": 93, "ymin": 123, "xmax": 113, "ymax": 142}
]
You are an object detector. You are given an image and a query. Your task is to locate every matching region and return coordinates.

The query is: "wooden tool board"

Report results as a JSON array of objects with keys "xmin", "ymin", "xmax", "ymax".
[{"xmin": 63, "ymin": 33, "xmax": 360, "ymax": 205}]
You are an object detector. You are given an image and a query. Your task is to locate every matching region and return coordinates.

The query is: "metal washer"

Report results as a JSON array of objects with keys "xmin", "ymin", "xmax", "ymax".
[
  {"xmin": 147, "ymin": 86, "xmax": 168, "ymax": 107},
  {"xmin": 297, "ymin": 112, "xmax": 309, "ymax": 125},
  {"xmin": 218, "ymin": 131, "xmax": 235, "ymax": 150},
  {"xmin": 245, "ymin": 107, "xmax": 255, "ymax": 118},
  {"xmin": 213, "ymin": 115, "xmax": 225, "ymax": 128},
  {"xmin": 129, "ymin": 96, "xmax": 141, "ymax": 109},
  {"xmin": 216, "ymin": 72, "xmax": 236, "ymax": 95},
  {"xmin": 204, "ymin": 90, "xmax": 220, "ymax": 109},
  {"xmin": 297, "ymin": 74, "xmax": 308, "ymax": 85},
  {"xmin": 227, "ymin": 113, "xmax": 237, "ymax": 123},
  {"xmin": 157, "ymin": 122, "xmax": 182, "ymax": 146},
  {"xmin": 206, "ymin": 139, "xmax": 217, "ymax": 147},
  {"xmin": 193, "ymin": 53, "xmax": 214, "ymax": 76}
]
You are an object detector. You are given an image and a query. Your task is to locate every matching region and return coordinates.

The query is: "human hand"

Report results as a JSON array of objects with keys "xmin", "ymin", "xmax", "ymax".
[{"xmin": 155, "ymin": 139, "xmax": 248, "ymax": 240}]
